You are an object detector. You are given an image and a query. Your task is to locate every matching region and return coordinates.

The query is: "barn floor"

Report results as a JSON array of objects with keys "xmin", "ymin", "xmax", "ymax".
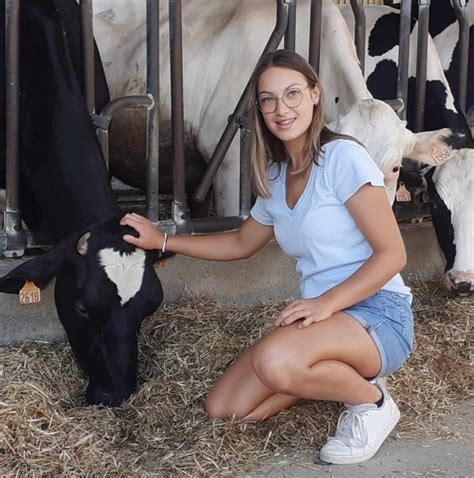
[{"xmin": 1, "ymin": 280, "xmax": 472, "ymax": 476}]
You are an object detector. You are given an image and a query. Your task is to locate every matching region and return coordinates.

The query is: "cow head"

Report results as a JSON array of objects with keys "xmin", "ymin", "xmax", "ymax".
[
  {"xmin": 424, "ymin": 152, "xmax": 474, "ymax": 297},
  {"xmin": 328, "ymin": 99, "xmax": 456, "ymax": 203},
  {"xmin": 0, "ymin": 219, "xmax": 165, "ymax": 405}
]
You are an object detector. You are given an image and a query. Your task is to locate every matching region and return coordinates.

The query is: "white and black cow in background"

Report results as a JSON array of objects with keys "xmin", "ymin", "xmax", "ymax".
[
  {"xmin": 340, "ymin": 4, "xmax": 474, "ymax": 296},
  {"xmin": 0, "ymin": 0, "xmax": 166, "ymax": 406},
  {"xmin": 92, "ymin": 0, "xmax": 456, "ymax": 213},
  {"xmin": 406, "ymin": 0, "xmax": 474, "ymax": 121}
]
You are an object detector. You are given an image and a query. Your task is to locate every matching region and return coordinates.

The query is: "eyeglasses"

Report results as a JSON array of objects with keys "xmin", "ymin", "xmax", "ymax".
[{"xmin": 256, "ymin": 84, "xmax": 312, "ymax": 114}]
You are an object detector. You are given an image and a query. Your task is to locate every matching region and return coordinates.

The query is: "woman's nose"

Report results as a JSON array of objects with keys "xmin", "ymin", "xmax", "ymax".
[{"xmin": 275, "ymin": 97, "xmax": 290, "ymax": 115}]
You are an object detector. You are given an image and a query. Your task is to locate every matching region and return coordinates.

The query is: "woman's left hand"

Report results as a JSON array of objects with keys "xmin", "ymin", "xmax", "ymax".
[{"xmin": 274, "ymin": 297, "xmax": 335, "ymax": 328}]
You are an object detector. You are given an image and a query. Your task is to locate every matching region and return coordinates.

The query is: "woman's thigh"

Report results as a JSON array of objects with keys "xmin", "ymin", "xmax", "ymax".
[
  {"xmin": 251, "ymin": 312, "xmax": 381, "ymax": 379},
  {"xmin": 206, "ymin": 312, "xmax": 380, "ymax": 417}
]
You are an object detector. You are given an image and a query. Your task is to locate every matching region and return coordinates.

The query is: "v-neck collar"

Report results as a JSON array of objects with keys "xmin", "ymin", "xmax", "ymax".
[{"xmin": 282, "ymin": 162, "xmax": 315, "ymax": 212}]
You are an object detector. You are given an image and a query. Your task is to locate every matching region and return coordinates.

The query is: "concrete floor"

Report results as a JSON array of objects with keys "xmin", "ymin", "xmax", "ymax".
[{"xmin": 245, "ymin": 400, "xmax": 474, "ymax": 477}]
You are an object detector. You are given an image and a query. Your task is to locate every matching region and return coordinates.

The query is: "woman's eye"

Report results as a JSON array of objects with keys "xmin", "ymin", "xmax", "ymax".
[
  {"xmin": 286, "ymin": 89, "xmax": 300, "ymax": 97},
  {"xmin": 260, "ymin": 96, "xmax": 274, "ymax": 104}
]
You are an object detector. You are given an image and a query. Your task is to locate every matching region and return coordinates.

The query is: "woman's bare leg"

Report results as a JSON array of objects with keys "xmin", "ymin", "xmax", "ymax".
[{"xmin": 205, "ymin": 312, "xmax": 382, "ymax": 421}]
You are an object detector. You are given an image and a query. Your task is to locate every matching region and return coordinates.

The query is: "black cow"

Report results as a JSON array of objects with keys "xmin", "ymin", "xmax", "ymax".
[
  {"xmin": 0, "ymin": 0, "xmax": 165, "ymax": 405},
  {"xmin": 341, "ymin": 5, "xmax": 474, "ymax": 297}
]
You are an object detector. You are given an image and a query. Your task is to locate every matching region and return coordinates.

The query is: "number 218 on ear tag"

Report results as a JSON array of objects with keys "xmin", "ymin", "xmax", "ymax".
[{"xmin": 19, "ymin": 281, "xmax": 41, "ymax": 304}]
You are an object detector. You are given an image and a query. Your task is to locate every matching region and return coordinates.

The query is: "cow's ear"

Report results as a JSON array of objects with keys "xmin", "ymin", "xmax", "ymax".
[
  {"xmin": 403, "ymin": 128, "xmax": 455, "ymax": 166},
  {"xmin": 0, "ymin": 237, "xmax": 74, "ymax": 294}
]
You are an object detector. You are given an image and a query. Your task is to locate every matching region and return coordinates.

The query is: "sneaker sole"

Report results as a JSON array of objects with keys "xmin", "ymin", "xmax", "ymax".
[{"xmin": 319, "ymin": 404, "xmax": 401, "ymax": 465}]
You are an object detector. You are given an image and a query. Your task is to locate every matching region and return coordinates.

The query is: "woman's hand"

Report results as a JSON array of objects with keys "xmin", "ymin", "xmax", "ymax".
[
  {"xmin": 120, "ymin": 213, "xmax": 164, "ymax": 250},
  {"xmin": 274, "ymin": 297, "xmax": 336, "ymax": 328}
]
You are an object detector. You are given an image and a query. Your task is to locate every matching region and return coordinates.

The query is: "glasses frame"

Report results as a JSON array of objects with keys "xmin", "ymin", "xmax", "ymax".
[{"xmin": 256, "ymin": 83, "xmax": 312, "ymax": 114}]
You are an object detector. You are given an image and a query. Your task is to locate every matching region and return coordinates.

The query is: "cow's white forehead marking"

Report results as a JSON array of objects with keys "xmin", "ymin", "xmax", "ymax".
[{"xmin": 98, "ymin": 248, "xmax": 145, "ymax": 306}]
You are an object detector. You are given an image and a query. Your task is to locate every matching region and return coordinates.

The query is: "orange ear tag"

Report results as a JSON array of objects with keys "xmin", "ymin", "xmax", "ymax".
[
  {"xmin": 19, "ymin": 281, "xmax": 41, "ymax": 304},
  {"xmin": 396, "ymin": 182, "xmax": 411, "ymax": 202}
]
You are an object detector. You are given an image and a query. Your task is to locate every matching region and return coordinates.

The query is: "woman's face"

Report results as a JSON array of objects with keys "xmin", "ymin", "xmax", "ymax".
[{"xmin": 257, "ymin": 66, "xmax": 320, "ymax": 152}]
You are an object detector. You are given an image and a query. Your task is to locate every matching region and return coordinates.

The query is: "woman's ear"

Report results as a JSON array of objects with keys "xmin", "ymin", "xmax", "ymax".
[{"xmin": 311, "ymin": 84, "xmax": 320, "ymax": 105}]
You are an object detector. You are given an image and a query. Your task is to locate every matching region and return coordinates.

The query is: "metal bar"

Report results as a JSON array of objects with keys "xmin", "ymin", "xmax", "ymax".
[
  {"xmin": 3, "ymin": 0, "xmax": 26, "ymax": 257},
  {"xmin": 169, "ymin": 0, "xmax": 188, "ymax": 228},
  {"xmin": 414, "ymin": 0, "xmax": 430, "ymax": 132},
  {"xmin": 284, "ymin": 0, "xmax": 297, "ymax": 51},
  {"xmin": 239, "ymin": 123, "xmax": 252, "ymax": 216},
  {"xmin": 80, "ymin": 0, "xmax": 95, "ymax": 114},
  {"xmin": 350, "ymin": 0, "xmax": 366, "ymax": 75},
  {"xmin": 453, "ymin": 0, "xmax": 469, "ymax": 114},
  {"xmin": 185, "ymin": 216, "xmax": 244, "ymax": 234},
  {"xmin": 94, "ymin": 95, "xmax": 153, "ymax": 167},
  {"xmin": 396, "ymin": 0, "xmax": 412, "ymax": 120},
  {"xmin": 194, "ymin": 0, "xmax": 289, "ymax": 203},
  {"xmin": 146, "ymin": 0, "xmax": 160, "ymax": 223},
  {"xmin": 309, "ymin": 0, "xmax": 322, "ymax": 74}
]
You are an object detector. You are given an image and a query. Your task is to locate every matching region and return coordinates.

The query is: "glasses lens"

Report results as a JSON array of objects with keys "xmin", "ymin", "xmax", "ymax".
[
  {"xmin": 257, "ymin": 96, "xmax": 277, "ymax": 113},
  {"xmin": 283, "ymin": 88, "xmax": 303, "ymax": 108}
]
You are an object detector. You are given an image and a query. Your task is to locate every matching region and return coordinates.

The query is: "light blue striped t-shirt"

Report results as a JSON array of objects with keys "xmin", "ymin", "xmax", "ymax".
[{"xmin": 250, "ymin": 139, "xmax": 412, "ymax": 299}]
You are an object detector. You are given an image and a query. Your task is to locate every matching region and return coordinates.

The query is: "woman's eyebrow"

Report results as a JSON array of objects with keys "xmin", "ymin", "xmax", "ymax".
[{"xmin": 258, "ymin": 83, "xmax": 303, "ymax": 95}]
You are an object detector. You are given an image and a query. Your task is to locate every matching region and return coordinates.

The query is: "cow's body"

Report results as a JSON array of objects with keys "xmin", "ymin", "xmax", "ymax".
[
  {"xmin": 0, "ymin": 0, "xmax": 165, "ymax": 405},
  {"xmin": 411, "ymin": 0, "xmax": 474, "ymax": 120},
  {"xmin": 93, "ymin": 0, "xmax": 456, "ymax": 217},
  {"xmin": 340, "ymin": 4, "xmax": 474, "ymax": 296}
]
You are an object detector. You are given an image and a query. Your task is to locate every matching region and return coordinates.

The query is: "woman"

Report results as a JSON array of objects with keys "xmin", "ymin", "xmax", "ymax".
[{"xmin": 120, "ymin": 50, "xmax": 414, "ymax": 465}]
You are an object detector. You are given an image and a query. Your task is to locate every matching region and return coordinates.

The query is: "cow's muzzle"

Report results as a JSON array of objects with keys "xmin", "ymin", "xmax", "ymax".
[
  {"xmin": 443, "ymin": 271, "xmax": 474, "ymax": 298},
  {"xmin": 86, "ymin": 383, "xmax": 137, "ymax": 407}
]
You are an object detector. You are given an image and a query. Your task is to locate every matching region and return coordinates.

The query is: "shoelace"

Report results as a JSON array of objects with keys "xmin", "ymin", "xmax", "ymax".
[{"xmin": 328, "ymin": 409, "xmax": 369, "ymax": 448}]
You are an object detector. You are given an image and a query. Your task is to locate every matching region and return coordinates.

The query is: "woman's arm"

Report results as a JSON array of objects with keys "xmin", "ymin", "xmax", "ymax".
[
  {"xmin": 120, "ymin": 213, "xmax": 274, "ymax": 261},
  {"xmin": 276, "ymin": 184, "xmax": 407, "ymax": 327}
]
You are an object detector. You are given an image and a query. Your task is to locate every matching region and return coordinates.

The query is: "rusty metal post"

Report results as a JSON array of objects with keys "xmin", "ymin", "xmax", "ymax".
[
  {"xmin": 453, "ymin": 0, "xmax": 469, "ymax": 114},
  {"xmin": 3, "ymin": 0, "xmax": 26, "ymax": 257},
  {"xmin": 350, "ymin": 0, "xmax": 366, "ymax": 75},
  {"xmin": 169, "ymin": 0, "xmax": 189, "ymax": 229},
  {"xmin": 80, "ymin": 0, "xmax": 95, "ymax": 115},
  {"xmin": 284, "ymin": 0, "xmax": 297, "ymax": 51},
  {"xmin": 146, "ymin": 0, "xmax": 160, "ymax": 223},
  {"xmin": 396, "ymin": 0, "xmax": 412, "ymax": 120},
  {"xmin": 414, "ymin": 0, "xmax": 430, "ymax": 132},
  {"xmin": 309, "ymin": 0, "xmax": 322, "ymax": 74}
]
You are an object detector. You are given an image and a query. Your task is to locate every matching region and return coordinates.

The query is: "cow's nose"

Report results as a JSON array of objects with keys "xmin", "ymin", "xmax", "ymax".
[
  {"xmin": 86, "ymin": 384, "xmax": 136, "ymax": 407},
  {"xmin": 452, "ymin": 281, "xmax": 473, "ymax": 297}
]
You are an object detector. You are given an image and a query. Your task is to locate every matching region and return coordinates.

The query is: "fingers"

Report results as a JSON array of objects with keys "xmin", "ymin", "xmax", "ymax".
[
  {"xmin": 274, "ymin": 303, "xmax": 307, "ymax": 327},
  {"xmin": 122, "ymin": 234, "xmax": 141, "ymax": 246},
  {"xmin": 120, "ymin": 212, "xmax": 148, "ymax": 226}
]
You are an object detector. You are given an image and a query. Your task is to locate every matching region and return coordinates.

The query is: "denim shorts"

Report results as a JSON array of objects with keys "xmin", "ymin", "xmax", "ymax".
[{"xmin": 344, "ymin": 290, "xmax": 414, "ymax": 378}]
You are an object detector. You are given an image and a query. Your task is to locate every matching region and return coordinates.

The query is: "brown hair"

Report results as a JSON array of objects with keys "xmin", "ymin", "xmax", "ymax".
[{"xmin": 249, "ymin": 49, "xmax": 356, "ymax": 197}]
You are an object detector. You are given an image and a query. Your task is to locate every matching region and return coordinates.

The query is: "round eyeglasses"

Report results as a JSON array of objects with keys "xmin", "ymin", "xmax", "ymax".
[{"xmin": 256, "ymin": 84, "xmax": 311, "ymax": 114}]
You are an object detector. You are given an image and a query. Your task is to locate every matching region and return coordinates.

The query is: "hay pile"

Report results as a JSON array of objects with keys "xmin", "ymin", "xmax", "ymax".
[{"xmin": 1, "ymin": 279, "xmax": 472, "ymax": 476}]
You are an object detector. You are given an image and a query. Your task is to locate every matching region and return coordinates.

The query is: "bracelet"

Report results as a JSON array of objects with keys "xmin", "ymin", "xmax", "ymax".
[{"xmin": 162, "ymin": 232, "xmax": 169, "ymax": 254}]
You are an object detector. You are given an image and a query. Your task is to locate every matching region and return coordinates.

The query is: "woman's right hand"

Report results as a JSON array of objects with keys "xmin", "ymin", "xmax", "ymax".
[{"xmin": 120, "ymin": 213, "xmax": 164, "ymax": 250}]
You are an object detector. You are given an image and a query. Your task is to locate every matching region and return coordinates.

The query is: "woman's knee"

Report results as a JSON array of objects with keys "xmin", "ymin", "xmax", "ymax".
[
  {"xmin": 204, "ymin": 391, "xmax": 248, "ymax": 420},
  {"xmin": 251, "ymin": 342, "xmax": 297, "ymax": 393}
]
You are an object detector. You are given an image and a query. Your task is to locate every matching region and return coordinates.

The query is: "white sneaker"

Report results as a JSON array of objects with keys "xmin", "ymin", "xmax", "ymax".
[{"xmin": 319, "ymin": 387, "xmax": 400, "ymax": 465}]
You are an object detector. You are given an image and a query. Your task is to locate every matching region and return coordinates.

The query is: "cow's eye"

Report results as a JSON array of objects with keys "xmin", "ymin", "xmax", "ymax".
[
  {"xmin": 392, "ymin": 166, "xmax": 400, "ymax": 173},
  {"xmin": 75, "ymin": 301, "xmax": 89, "ymax": 319}
]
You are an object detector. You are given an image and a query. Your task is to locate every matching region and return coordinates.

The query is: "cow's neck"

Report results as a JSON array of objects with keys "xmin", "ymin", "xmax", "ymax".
[
  {"xmin": 319, "ymin": 0, "xmax": 372, "ymax": 123},
  {"xmin": 19, "ymin": 0, "xmax": 119, "ymax": 242}
]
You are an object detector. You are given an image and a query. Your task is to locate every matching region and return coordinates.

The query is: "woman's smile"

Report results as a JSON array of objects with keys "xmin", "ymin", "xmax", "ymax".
[{"xmin": 275, "ymin": 117, "xmax": 296, "ymax": 130}]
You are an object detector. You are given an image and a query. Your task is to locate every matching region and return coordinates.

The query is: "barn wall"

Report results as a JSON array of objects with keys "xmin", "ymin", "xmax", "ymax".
[{"xmin": 0, "ymin": 222, "xmax": 445, "ymax": 345}]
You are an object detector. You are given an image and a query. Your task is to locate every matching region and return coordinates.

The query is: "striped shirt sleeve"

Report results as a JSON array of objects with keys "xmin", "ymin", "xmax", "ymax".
[{"xmin": 324, "ymin": 141, "xmax": 385, "ymax": 204}]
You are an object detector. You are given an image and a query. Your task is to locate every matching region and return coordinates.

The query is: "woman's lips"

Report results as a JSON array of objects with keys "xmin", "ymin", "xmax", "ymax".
[{"xmin": 275, "ymin": 118, "xmax": 295, "ymax": 130}]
